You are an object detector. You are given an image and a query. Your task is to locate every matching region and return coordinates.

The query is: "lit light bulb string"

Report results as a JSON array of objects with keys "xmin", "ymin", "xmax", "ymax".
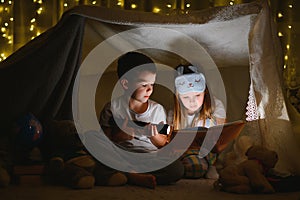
[
  {"xmin": 279, "ymin": 3, "xmax": 293, "ymax": 72},
  {"xmin": 0, "ymin": 0, "xmax": 13, "ymax": 61},
  {"xmin": 277, "ymin": 2, "xmax": 298, "ymax": 89},
  {"xmin": 0, "ymin": 1, "xmax": 296, "ymax": 63},
  {"xmin": 30, "ymin": 0, "xmax": 44, "ymax": 40}
]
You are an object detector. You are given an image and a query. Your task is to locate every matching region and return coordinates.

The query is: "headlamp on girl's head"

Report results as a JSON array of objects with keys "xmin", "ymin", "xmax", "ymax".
[{"xmin": 175, "ymin": 73, "xmax": 206, "ymax": 94}]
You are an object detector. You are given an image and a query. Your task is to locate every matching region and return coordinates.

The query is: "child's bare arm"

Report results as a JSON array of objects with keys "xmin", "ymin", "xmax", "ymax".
[
  {"xmin": 150, "ymin": 134, "xmax": 168, "ymax": 148},
  {"xmin": 148, "ymin": 124, "xmax": 168, "ymax": 148}
]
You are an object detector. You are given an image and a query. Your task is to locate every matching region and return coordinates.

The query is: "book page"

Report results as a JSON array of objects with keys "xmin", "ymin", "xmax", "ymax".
[{"xmin": 170, "ymin": 120, "xmax": 245, "ymax": 153}]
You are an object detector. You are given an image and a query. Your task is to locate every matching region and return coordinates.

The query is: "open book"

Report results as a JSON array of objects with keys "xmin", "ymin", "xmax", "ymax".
[
  {"xmin": 112, "ymin": 118, "xmax": 245, "ymax": 153},
  {"xmin": 170, "ymin": 120, "xmax": 246, "ymax": 153}
]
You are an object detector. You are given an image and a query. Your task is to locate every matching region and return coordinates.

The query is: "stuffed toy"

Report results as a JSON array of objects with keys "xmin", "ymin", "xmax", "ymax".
[
  {"xmin": 42, "ymin": 119, "xmax": 96, "ymax": 189},
  {"xmin": 0, "ymin": 148, "xmax": 10, "ymax": 187},
  {"xmin": 0, "ymin": 166, "xmax": 10, "ymax": 187},
  {"xmin": 216, "ymin": 145, "xmax": 278, "ymax": 194},
  {"xmin": 12, "ymin": 113, "xmax": 44, "ymax": 164},
  {"xmin": 220, "ymin": 135, "xmax": 254, "ymax": 167}
]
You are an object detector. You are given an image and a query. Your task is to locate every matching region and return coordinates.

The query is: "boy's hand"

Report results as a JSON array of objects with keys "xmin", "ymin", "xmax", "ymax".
[
  {"xmin": 149, "ymin": 122, "xmax": 168, "ymax": 148},
  {"xmin": 146, "ymin": 123, "xmax": 159, "ymax": 137}
]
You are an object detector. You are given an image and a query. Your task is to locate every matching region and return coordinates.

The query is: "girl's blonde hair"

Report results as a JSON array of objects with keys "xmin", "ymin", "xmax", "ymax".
[{"xmin": 173, "ymin": 65, "xmax": 215, "ymax": 130}]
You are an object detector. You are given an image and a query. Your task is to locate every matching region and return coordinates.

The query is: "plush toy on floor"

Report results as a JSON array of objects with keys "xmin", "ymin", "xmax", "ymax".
[
  {"xmin": 216, "ymin": 145, "xmax": 278, "ymax": 194},
  {"xmin": 42, "ymin": 120, "xmax": 96, "ymax": 189},
  {"xmin": 0, "ymin": 166, "xmax": 10, "ymax": 187}
]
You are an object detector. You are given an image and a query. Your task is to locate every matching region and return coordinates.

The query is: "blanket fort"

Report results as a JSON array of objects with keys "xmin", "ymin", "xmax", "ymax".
[{"xmin": 0, "ymin": 0, "xmax": 299, "ymax": 175}]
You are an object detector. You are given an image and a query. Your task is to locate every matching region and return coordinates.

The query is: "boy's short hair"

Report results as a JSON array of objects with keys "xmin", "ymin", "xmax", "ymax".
[{"xmin": 117, "ymin": 51, "xmax": 156, "ymax": 79}]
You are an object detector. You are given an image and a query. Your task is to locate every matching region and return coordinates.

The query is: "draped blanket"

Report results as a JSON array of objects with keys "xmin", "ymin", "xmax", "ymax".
[{"xmin": 0, "ymin": 0, "xmax": 299, "ymax": 174}]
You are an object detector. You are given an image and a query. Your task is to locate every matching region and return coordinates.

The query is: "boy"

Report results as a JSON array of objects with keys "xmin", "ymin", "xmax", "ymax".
[{"xmin": 97, "ymin": 51, "xmax": 183, "ymax": 188}]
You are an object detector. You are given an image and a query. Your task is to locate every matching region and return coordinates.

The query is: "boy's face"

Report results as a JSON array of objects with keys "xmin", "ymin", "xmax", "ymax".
[
  {"xmin": 179, "ymin": 91, "xmax": 205, "ymax": 115},
  {"xmin": 126, "ymin": 70, "xmax": 156, "ymax": 103}
]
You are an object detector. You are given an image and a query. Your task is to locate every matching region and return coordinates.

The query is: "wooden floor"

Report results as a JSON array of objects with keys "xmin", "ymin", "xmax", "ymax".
[{"xmin": 1, "ymin": 179, "xmax": 300, "ymax": 200}]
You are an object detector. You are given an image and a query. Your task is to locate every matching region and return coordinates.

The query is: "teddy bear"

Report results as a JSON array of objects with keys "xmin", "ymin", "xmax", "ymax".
[
  {"xmin": 216, "ymin": 145, "xmax": 278, "ymax": 194},
  {"xmin": 0, "ymin": 147, "xmax": 10, "ymax": 187},
  {"xmin": 0, "ymin": 113, "xmax": 44, "ymax": 187},
  {"xmin": 41, "ymin": 119, "xmax": 96, "ymax": 189}
]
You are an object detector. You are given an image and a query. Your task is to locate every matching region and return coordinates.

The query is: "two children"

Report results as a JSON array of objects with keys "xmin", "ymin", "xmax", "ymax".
[{"xmin": 98, "ymin": 52, "xmax": 226, "ymax": 188}]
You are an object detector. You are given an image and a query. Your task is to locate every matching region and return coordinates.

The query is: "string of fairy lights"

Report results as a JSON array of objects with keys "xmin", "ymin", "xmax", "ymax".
[
  {"xmin": 0, "ymin": 0, "xmax": 265, "ymax": 63},
  {"xmin": 0, "ymin": 1, "xmax": 298, "ymax": 87},
  {"xmin": 0, "ymin": 0, "xmax": 13, "ymax": 61}
]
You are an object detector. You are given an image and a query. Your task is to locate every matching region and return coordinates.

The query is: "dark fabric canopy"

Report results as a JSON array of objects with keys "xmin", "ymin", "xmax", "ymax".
[{"xmin": 0, "ymin": 14, "xmax": 85, "ymax": 130}]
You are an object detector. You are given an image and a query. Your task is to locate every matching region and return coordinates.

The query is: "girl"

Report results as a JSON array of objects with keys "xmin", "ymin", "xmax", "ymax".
[{"xmin": 173, "ymin": 64, "xmax": 226, "ymax": 179}]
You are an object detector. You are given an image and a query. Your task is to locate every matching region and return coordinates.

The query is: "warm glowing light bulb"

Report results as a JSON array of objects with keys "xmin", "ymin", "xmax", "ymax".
[
  {"xmin": 284, "ymin": 55, "xmax": 288, "ymax": 60},
  {"xmin": 131, "ymin": 4, "xmax": 137, "ymax": 9},
  {"xmin": 9, "ymin": 17, "xmax": 13, "ymax": 21},
  {"xmin": 92, "ymin": 1, "xmax": 96, "ymax": 4},
  {"xmin": 8, "ymin": 0, "xmax": 12, "ymax": 4},
  {"xmin": 166, "ymin": 4, "xmax": 172, "ymax": 8},
  {"xmin": 230, "ymin": 1, "xmax": 234, "ymax": 5},
  {"xmin": 186, "ymin": 4, "xmax": 190, "ymax": 8},
  {"xmin": 1, "ymin": 27, "xmax": 6, "ymax": 32},
  {"xmin": 31, "ymin": 18, "xmax": 36, "ymax": 23},
  {"xmin": 64, "ymin": 3, "xmax": 68, "ymax": 7},
  {"xmin": 37, "ymin": 7, "xmax": 43, "ymax": 14},
  {"xmin": 4, "ymin": 23, "xmax": 8, "ymax": 27},
  {"xmin": 288, "ymin": 4, "xmax": 292, "ymax": 8},
  {"xmin": 286, "ymin": 44, "xmax": 290, "ymax": 50},
  {"xmin": 277, "ymin": 13, "xmax": 283, "ymax": 18},
  {"xmin": 288, "ymin": 25, "xmax": 292, "ymax": 29},
  {"xmin": 278, "ymin": 32, "xmax": 283, "ymax": 37},
  {"xmin": 1, "ymin": 0, "xmax": 4, "ymax": 3},
  {"xmin": 153, "ymin": 7, "xmax": 161, "ymax": 13}
]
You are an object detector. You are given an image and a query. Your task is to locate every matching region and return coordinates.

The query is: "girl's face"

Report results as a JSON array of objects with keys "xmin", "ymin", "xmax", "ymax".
[
  {"xmin": 129, "ymin": 70, "xmax": 156, "ymax": 103},
  {"xmin": 179, "ymin": 92, "xmax": 205, "ymax": 115}
]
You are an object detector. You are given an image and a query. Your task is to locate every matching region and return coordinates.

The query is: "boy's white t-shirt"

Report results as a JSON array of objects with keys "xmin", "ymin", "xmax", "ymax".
[{"xmin": 100, "ymin": 95, "xmax": 167, "ymax": 152}]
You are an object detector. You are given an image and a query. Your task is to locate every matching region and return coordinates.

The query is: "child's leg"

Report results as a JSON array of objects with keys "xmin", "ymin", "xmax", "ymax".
[
  {"xmin": 126, "ymin": 173, "xmax": 156, "ymax": 189},
  {"xmin": 181, "ymin": 154, "xmax": 208, "ymax": 178},
  {"xmin": 93, "ymin": 162, "xmax": 127, "ymax": 186},
  {"xmin": 151, "ymin": 159, "xmax": 184, "ymax": 184},
  {"xmin": 205, "ymin": 152, "xmax": 219, "ymax": 179},
  {"xmin": 126, "ymin": 159, "xmax": 183, "ymax": 188}
]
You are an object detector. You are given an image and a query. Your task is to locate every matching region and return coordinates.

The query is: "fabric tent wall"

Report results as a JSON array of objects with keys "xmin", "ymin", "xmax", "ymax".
[{"xmin": 0, "ymin": 0, "xmax": 299, "ymax": 174}]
